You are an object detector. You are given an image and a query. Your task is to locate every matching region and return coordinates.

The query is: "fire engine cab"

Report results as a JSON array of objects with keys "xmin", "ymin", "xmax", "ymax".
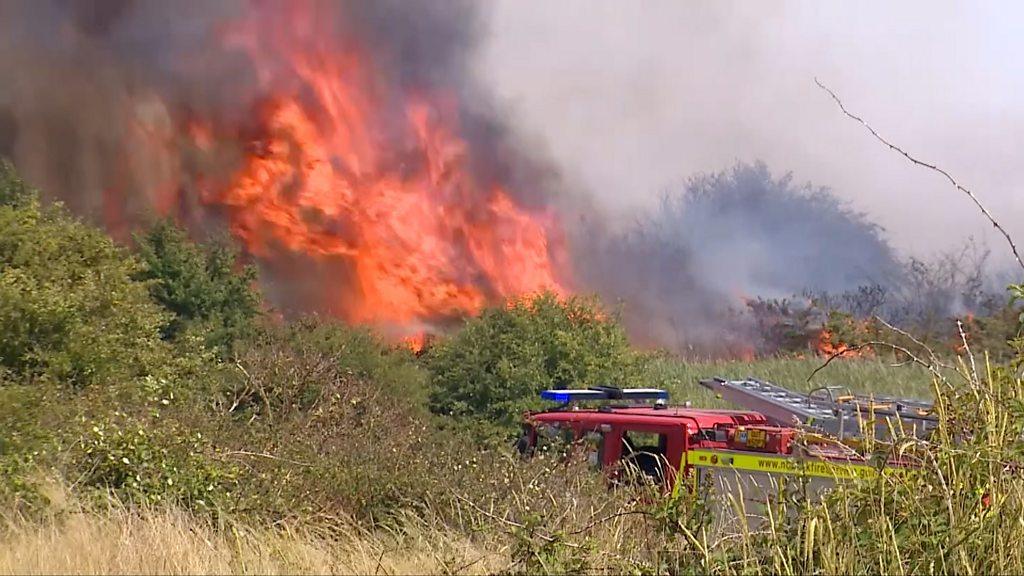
[{"xmin": 520, "ymin": 382, "xmax": 921, "ymax": 491}]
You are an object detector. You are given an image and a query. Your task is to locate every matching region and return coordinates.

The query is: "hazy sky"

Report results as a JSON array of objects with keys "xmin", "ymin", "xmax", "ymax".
[{"xmin": 480, "ymin": 1, "xmax": 1024, "ymax": 267}]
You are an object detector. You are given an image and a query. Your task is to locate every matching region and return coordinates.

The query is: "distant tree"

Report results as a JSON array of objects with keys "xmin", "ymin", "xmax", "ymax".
[
  {"xmin": 133, "ymin": 220, "xmax": 261, "ymax": 353},
  {"xmin": 577, "ymin": 161, "xmax": 903, "ymax": 356},
  {"xmin": 427, "ymin": 293, "xmax": 645, "ymax": 434},
  {"xmin": 0, "ymin": 166, "xmax": 167, "ymax": 387}
]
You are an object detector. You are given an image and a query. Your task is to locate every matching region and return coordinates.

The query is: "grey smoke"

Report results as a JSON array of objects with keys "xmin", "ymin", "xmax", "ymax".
[
  {"xmin": 576, "ymin": 162, "xmax": 903, "ymax": 354},
  {"xmin": 0, "ymin": 0, "xmax": 553, "ymax": 219},
  {"xmin": 481, "ymin": 1, "xmax": 1024, "ymax": 269},
  {"xmin": 0, "ymin": 1, "xmax": 1003, "ymax": 353}
]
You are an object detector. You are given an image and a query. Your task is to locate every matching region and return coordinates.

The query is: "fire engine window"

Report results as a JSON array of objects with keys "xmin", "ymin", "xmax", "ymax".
[
  {"xmin": 621, "ymin": 430, "xmax": 667, "ymax": 483},
  {"xmin": 623, "ymin": 431, "xmax": 664, "ymax": 452}
]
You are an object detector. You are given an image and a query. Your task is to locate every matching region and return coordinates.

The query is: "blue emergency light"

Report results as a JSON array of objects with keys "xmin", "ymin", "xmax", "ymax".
[{"xmin": 540, "ymin": 386, "xmax": 668, "ymax": 403}]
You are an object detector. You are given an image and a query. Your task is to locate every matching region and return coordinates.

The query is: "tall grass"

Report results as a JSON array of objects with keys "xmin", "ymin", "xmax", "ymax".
[
  {"xmin": 0, "ymin": 498, "xmax": 504, "ymax": 575},
  {"xmin": 4, "ymin": 354, "xmax": 1021, "ymax": 575}
]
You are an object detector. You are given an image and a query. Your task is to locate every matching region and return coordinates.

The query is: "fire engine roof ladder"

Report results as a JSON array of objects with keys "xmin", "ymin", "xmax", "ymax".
[{"xmin": 699, "ymin": 377, "xmax": 937, "ymax": 439}]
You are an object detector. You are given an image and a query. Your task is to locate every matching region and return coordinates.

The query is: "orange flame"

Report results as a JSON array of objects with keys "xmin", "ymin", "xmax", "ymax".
[
  {"xmin": 402, "ymin": 333, "xmax": 428, "ymax": 355},
  {"xmin": 815, "ymin": 329, "xmax": 870, "ymax": 358},
  {"xmin": 194, "ymin": 4, "xmax": 567, "ymax": 331}
]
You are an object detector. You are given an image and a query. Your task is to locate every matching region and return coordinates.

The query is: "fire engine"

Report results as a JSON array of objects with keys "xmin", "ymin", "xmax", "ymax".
[{"xmin": 519, "ymin": 379, "xmax": 934, "ymax": 491}]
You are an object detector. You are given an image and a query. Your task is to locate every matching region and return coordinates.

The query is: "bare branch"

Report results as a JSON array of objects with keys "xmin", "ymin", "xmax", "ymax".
[
  {"xmin": 872, "ymin": 317, "xmax": 944, "ymax": 365},
  {"xmin": 806, "ymin": 344, "xmax": 869, "ymax": 382},
  {"xmin": 957, "ymin": 319, "xmax": 980, "ymax": 384},
  {"xmin": 235, "ymin": 360, "xmax": 273, "ymax": 421},
  {"xmin": 815, "ymin": 78, "xmax": 1024, "ymax": 274},
  {"xmin": 807, "ymin": 340, "xmax": 941, "ymax": 384}
]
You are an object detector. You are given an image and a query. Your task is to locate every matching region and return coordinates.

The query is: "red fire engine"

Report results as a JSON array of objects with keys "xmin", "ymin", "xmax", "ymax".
[{"xmin": 520, "ymin": 380, "xmax": 931, "ymax": 491}]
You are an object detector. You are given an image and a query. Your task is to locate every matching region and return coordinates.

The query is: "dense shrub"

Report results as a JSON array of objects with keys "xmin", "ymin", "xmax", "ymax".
[
  {"xmin": 73, "ymin": 416, "xmax": 237, "ymax": 514},
  {"xmin": 427, "ymin": 293, "xmax": 645, "ymax": 433},
  {"xmin": 204, "ymin": 321, "xmax": 452, "ymax": 521},
  {"xmin": 0, "ymin": 174, "xmax": 167, "ymax": 387},
  {"xmin": 133, "ymin": 220, "xmax": 261, "ymax": 353},
  {"xmin": 227, "ymin": 318, "xmax": 428, "ymax": 410}
]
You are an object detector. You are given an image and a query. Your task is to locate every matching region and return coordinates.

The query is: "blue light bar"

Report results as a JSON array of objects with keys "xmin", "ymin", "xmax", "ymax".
[
  {"xmin": 539, "ymin": 387, "xmax": 669, "ymax": 403},
  {"xmin": 541, "ymin": 389, "xmax": 606, "ymax": 403}
]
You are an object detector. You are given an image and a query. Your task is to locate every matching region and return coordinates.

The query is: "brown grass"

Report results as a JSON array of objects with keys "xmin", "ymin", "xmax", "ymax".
[{"xmin": 0, "ymin": 502, "xmax": 504, "ymax": 575}]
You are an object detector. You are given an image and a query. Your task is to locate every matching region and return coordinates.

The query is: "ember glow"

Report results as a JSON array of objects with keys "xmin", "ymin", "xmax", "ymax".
[{"xmin": 193, "ymin": 4, "xmax": 568, "ymax": 332}]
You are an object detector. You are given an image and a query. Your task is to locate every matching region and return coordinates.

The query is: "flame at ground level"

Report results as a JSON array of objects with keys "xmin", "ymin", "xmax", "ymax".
[{"xmin": 816, "ymin": 329, "xmax": 872, "ymax": 358}]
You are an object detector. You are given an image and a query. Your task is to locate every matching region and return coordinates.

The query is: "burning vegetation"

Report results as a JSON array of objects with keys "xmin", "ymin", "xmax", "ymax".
[
  {"xmin": 190, "ymin": 4, "xmax": 568, "ymax": 335},
  {"xmin": 0, "ymin": 0, "xmax": 1014, "ymax": 358},
  {"xmin": 0, "ymin": 1, "xmax": 570, "ymax": 343}
]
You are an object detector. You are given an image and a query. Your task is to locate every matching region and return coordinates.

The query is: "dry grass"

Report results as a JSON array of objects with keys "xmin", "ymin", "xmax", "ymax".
[
  {"xmin": 0, "ymin": 502, "xmax": 504, "ymax": 575},
  {"xmin": 4, "ymin": 353, "xmax": 1021, "ymax": 575}
]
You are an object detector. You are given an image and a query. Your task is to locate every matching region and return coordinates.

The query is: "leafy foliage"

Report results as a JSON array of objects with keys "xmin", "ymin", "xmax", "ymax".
[
  {"xmin": 74, "ymin": 416, "xmax": 236, "ymax": 514},
  {"xmin": 0, "ymin": 159, "xmax": 36, "ymax": 209},
  {"xmin": 0, "ymin": 176, "xmax": 167, "ymax": 387},
  {"xmin": 427, "ymin": 293, "xmax": 645, "ymax": 432},
  {"xmin": 1011, "ymin": 284, "xmax": 1024, "ymax": 332},
  {"xmin": 133, "ymin": 220, "xmax": 260, "ymax": 352},
  {"xmin": 1010, "ymin": 283, "xmax": 1024, "ymax": 354}
]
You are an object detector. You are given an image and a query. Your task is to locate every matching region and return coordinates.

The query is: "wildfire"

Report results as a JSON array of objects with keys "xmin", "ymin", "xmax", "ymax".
[
  {"xmin": 192, "ymin": 3, "xmax": 567, "ymax": 332},
  {"xmin": 402, "ymin": 333, "xmax": 429, "ymax": 355},
  {"xmin": 815, "ymin": 329, "xmax": 870, "ymax": 358}
]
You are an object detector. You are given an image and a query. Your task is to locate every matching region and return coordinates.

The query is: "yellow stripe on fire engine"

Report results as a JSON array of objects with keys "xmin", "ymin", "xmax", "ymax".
[{"xmin": 685, "ymin": 449, "xmax": 903, "ymax": 480}]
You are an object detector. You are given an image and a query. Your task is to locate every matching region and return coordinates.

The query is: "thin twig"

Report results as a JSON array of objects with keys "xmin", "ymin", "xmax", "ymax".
[
  {"xmin": 234, "ymin": 361, "xmax": 273, "ymax": 421},
  {"xmin": 874, "ymin": 316, "xmax": 964, "ymax": 388},
  {"xmin": 373, "ymin": 548, "xmax": 389, "ymax": 576},
  {"xmin": 217, "ymin": 450, "xmax": 313, "ymax": 468},
  {"xmin": 567, "ymin": 509, "xmax": 650, "ymax": 536},
  {"xmin": 873, "ymin": 317, "xmax": 950, "ymax": 372},
  {"xmin": 815, "ymin": 77, "xmax": 1024, "ymax": 274}
]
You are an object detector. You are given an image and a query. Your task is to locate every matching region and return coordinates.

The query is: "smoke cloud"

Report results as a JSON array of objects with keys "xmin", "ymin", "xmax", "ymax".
[
  {"xmin": 481, "ymin": 1, "xmax": 1024, "ymax": 268},
  {"xmin": 576, "ymin": 162, "xmax": 904, "ymax": 355},
  {"xmin": 0, "ymin": 1, "xmax": 554, "ymax": 221},
  {"xmin": 0, "ymin": 1, "xmax": 1002, "ymax": 355}
]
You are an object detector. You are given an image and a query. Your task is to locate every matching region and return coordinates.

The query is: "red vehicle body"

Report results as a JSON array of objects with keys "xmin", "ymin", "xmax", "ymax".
[
  {"xmin": 521, "ymin": 387, "xmax": 909, "ymax": 491},
  {"xmin": 523, "ymin": 405, "xmax": 771, "ymax": 488}
]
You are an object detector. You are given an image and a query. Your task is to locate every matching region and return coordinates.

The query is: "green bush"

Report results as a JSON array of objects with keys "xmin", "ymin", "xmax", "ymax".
[
  {"xmin": 0, "ymin": 378, "xmax": 54, "ymax": 515},
  {"xmin": 427, "ymin": 293, "xmax": 645, "ymax": 433},
  {"xmin": 202, "ymin": 321, "xmax": 450, "ymax": 521},
  {"xmin": 73, "ymin": 416, "xmax": 237, "ymax": 514},
  {"xmin": 1011, "ymin": 284, "xmax": 1024, "ymax": 333},
  {"xmin": 0, "ymin": 172, "xmax": 168, "ymax": 387},
  {"xmin": 0, "ymin": 159, "xmax": 36, "ymax": 209},
  {"xmin": 133, "ymin": 220, "xmax": 260, "ymax": 353}
]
